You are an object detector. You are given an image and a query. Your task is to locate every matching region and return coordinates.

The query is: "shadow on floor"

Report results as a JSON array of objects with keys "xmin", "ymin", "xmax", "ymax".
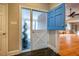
[{"xmin": 16, "ymin": 48, "xmax": 60, "ymax": 56}]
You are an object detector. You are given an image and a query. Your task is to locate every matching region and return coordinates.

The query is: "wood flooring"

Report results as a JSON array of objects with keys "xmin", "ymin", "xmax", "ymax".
[{"xmin": 59, "ymin": 34, "xmax": 79, "ymax": 56}]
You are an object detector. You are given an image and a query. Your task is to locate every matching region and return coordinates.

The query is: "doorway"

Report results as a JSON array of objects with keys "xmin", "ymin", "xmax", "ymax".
[
  {"xmin": 21, "ymin": 7, "xmax": 47, "ymax": 52},
  {"xmin": 21, "ymin": 8, "xmax": 31, "ymax": 51},
  {"xmin": 31, "ymin": 10, "xmax": 48, "ymax": 50}
]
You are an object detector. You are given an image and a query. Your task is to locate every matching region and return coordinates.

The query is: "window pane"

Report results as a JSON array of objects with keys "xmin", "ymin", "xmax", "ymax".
[
  {"xmin": 22, "ymin": 9, "xmax": 31, "ymax": 50},
  {"xmin": 32, "ymin": 10, "xmax": 47, "ymax": 30}
]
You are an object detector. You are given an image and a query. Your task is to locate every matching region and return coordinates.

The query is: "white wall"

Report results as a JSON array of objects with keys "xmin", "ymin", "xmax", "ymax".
[{"xmin": 48, "ymin": 31, "xmax": 59, "ymax": 53}]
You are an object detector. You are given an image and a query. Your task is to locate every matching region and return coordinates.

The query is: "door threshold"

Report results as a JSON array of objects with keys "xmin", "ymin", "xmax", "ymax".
[{"xmin": 22, "ymin": 49, "xmax": 31, "ymax": 53}]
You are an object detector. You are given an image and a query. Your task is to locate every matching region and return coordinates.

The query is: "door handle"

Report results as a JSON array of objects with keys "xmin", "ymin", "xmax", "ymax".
[{"xmin": 3, "ymin": 33, "xmax": 6, "ymax": 35}]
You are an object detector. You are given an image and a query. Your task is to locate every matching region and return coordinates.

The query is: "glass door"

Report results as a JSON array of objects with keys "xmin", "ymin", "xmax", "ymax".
[{"xmin": 21, "ymin": 8, "xmax": 31, "ymax": 51}]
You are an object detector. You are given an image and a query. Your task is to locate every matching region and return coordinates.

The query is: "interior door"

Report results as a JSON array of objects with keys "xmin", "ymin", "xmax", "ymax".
[
  {"xmin": 32, "ymin": 10, "xmax": 48, "ymax": 50},
  {"xmin": 0, "ymin": 4, "xmax": 8, "ymax": 55}
]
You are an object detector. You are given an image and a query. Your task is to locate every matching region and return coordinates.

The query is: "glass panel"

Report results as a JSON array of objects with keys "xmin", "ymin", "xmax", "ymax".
[
  {"xmin": 22, "ymin": 9, "xmax": 31, "ymax": 50},
  {"xmin": 32, "ymin": 10, "xmax": 47, "ymax": 30}
]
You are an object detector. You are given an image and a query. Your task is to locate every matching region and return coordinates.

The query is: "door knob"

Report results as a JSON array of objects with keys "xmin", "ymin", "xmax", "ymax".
[{"xmin": 3, "ymin": 33, "xmax": 6, "ymax": 35}]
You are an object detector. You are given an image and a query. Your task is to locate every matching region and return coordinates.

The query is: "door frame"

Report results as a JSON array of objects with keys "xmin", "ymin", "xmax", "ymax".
[
  {"xmin": 19, "ymin": 6, "xmax": 32, "ymax": 53},
  {"xmin": 5, "ymin": 4, "xmax": 8, "ymax": 56},
  {"xmin": 19, "ymin": 5, "xmax": 48, "ymax": 53}
]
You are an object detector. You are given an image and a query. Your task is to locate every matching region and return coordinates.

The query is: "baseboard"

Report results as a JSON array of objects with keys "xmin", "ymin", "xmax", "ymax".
[
  {"xmin": 8, "ymin": 50, "xmax": 20, "ymax": 56},
  {"xmin": 21, "ymin": 49, "xmax": 31, "ymax": 53},
  {"xmin": 48, "ymin": 45, "xmax": 58, "ymax": 53}
]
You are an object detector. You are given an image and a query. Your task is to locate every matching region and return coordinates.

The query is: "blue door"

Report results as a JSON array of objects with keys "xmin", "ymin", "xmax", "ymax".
[{"xmin": 47, "ymin": 3, "xmax": 65, "ymax": 30}]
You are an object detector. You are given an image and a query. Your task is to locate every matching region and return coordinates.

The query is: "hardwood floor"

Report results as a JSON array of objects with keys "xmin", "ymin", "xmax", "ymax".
[
  {"xmin": 59, "ymin": 34, "xmax": 79, "ymax": 56},
  {"xmin": 16, "ymin": 48, "xmax": 60, "ymax": 56}
]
